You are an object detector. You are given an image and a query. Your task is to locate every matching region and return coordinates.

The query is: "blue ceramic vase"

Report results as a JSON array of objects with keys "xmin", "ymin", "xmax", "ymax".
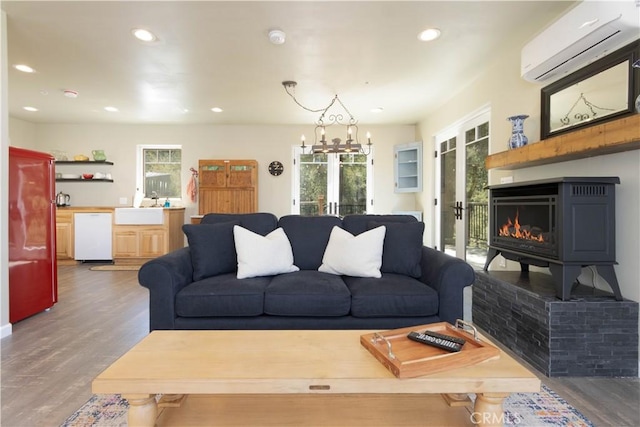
[{"xmin": 507, "ymin": 115, "xmax": 529, "ymax": 149}]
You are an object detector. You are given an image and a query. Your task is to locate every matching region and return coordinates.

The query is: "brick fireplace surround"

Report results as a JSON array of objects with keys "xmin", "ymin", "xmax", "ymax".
[{"xmin": 473, "ymin": 271, "xmax": 638, "ymax": 377}]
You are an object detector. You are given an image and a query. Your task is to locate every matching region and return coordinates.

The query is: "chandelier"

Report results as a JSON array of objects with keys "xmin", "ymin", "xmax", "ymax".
[{"xmin": 282, "ymin": 81, "xmax": 372, "ymax": 155}]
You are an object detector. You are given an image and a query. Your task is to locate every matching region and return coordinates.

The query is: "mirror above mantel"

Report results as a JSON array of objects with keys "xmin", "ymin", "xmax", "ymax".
[{"xmin": 541, "ymin": 39, "xmax": 640, "ymax": 140}]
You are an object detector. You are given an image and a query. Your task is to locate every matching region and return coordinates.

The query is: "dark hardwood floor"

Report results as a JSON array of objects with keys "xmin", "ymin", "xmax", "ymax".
[{"xmin": 1, "ymin": 264, "xmax": 638, "ymax": 426}]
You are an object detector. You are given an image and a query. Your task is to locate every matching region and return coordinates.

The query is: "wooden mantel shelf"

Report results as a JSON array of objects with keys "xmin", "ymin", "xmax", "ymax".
[{"xmin": 485, "ymin": 114, "xmax": 640, "ymax": 170}]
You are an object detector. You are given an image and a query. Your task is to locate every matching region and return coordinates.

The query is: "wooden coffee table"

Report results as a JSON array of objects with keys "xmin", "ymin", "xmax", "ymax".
[{"xmin": 92, "ymin": 329, "xmax": 540, "ymax": 426}]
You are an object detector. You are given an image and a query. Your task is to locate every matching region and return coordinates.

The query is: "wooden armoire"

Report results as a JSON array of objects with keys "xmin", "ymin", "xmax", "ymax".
[{"xmin": 198, "ymin": 159, "xmax": 258, "ymax": 214}]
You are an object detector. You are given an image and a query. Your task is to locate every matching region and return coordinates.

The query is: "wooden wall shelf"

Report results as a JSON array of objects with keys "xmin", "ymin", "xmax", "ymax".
[{"xmin": 485, "ymin": 114, "xmax": 640, "ymax": 170}]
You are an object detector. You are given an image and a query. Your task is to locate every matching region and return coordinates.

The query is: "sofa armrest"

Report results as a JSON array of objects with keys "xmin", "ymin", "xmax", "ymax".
[
  {"xmin": 419, "ymin": 246, "xmax": 475, "ymax": 324},
  {"xmin": 138, "ymin": 247, "xmax": 194, "ymax": 331}
]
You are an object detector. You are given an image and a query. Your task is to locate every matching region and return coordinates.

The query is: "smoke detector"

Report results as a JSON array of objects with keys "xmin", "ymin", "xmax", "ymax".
[{"xmin": 268, "ymin": 29, "xmax": 286, "ymax": 45}]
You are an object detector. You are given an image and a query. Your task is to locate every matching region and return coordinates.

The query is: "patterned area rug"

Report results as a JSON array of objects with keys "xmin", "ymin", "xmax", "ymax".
[
  {"xmin": 60, "ymin": 385, "xmax": 593, "ymax": 426},
  {"xmin": 472, "ymin": 385, "xmax": 593, "ymax": 426}
]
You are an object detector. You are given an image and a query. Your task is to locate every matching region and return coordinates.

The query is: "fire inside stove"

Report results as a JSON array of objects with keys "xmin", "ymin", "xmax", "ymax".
[
  {"xmin": 499, "ymin": 210, "xmax": 545, "ymax": 242},
  {"xmin": 492, "ymin": 199, "xmax": 556, "ymax": 258}
]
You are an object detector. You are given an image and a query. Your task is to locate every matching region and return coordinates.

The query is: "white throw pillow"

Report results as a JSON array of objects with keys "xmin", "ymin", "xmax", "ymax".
[
  {"xmin": 319, "ymin": 226, "xmax": 386, "ymax": 278},
  {"xmin": 233, "ymin": 226, "xmax": 299, "ymax": 279}
]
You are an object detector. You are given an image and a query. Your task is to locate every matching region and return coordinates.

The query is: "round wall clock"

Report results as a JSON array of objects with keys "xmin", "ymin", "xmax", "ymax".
[{"xmin": 268, "ymin": 161, "xmax": 284, "ymax": 176}]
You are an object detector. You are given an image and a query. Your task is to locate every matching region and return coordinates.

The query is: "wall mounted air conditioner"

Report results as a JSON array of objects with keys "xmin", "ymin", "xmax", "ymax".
[{"xmin": 521, "ymin": 0, "xmax": 640, "ymax": 83}]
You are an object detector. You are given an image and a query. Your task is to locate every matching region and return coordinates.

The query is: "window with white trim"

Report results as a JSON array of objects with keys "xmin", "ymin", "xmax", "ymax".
[{"xmin": 136, "ymin": 145, "xmax": 182, "ymax": 199}]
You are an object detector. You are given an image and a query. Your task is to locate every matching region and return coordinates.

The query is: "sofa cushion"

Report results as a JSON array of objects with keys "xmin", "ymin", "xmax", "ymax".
[
  {"xmin": 234, "ymin": 226, "xmax": 299, "ymax": 279},
  {"xmin": 344, "ymin": 274, "xmax": 439, "ymax": 318},
  {"xmin": 318, "ymin": 226, "xmax": 386, "ymax": 278},
  {"xmin": 175, "ymin": 273, "xmax": 270, "ymax": 317},
  {"xmin": 278, "ymin": 215, "xmax": 343, "ymax": 270},
  {"xmin": 264, "ymin": 271, "xmax": 351, "ymax": 317},
  {"xmin": 182, "ymin": 221, "xmax": 239, "ymax": 281},
  {"xmin": 342, "ymin": 214, "xmax": 417, "ymax": 236},
  {"xmin": 368, "ymin": 221, "xmax": 425, "ymax": 278},
  {"xmin": 201, "ymin": 212, "xmax": 278, "ymax": 236}
]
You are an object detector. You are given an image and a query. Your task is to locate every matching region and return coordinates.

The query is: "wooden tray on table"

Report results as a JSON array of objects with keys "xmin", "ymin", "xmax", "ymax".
[{"xmin": 360, "ymin": 320, "xmax": 500, "ymax": 378}]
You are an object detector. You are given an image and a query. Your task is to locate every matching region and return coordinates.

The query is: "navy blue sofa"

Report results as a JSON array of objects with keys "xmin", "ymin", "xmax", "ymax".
[{"xmin": 138, "ymin": 213, "xmax": 475, "ymax": 331}]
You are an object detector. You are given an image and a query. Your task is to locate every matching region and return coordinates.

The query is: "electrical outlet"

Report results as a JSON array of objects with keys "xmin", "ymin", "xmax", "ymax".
[{"xmin": 119, "ymin": 197, "xmax": 128, "ymax": 205}]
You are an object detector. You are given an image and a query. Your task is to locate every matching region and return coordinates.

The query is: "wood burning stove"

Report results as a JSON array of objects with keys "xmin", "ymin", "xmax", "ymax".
[{"xmin": 484, "ymin": 177, "xmax": 622, "ymax": 301}]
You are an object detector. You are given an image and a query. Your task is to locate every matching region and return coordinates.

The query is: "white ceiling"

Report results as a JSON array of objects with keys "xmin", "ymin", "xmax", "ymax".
[{"xmin": 3, "ymin": 1, "xmax": 575, "ymax": 126}]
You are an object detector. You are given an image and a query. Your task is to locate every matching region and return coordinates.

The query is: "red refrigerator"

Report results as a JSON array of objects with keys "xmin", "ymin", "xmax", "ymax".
[{"xmin": 9, "ymin": 146, "xmax": 58, "ymax": 323}]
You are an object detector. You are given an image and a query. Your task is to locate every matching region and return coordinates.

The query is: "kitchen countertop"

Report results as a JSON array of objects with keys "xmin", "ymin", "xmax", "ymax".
[
  {"xmin": 57, "ymin": 206, "xmax": 185, "ymax": 211},
  {"xmin": 56, "ymin": 206, "xmax": 116, "ymax": 212}
]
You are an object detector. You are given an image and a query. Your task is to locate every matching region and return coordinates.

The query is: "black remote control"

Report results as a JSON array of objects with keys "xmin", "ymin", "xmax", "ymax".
[
  {"xmin": 420, "ymin": 330, "xmax": 466, "ymax": 346},
  {"xmin": 407, "ymin": 331, "xmax": 463, "ymax": 352}
]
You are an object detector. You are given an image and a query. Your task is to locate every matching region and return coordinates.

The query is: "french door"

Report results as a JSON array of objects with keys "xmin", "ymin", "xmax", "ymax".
[
  {"xmin": 436, "ymin": 109, "xmax": 490, "ymax": 269},
  {"xmin": 292, "ymin": 148, "xmax": 373, "ymax": 216}
]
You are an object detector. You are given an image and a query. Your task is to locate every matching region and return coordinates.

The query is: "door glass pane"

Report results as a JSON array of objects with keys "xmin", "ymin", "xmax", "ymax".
[
  {"xmin": 465, "ymin": 130, "xmax": 489, "ymax": 269},
  {"xmin": 465, "ymin": 128, "xmax": 476, "ymax": 143},
  {"xmin": 478, "ymin": 122, "xmax": 489, "ymax": 138},
  {"xmin": 440, "ymin": 139, "xmax": 456, "ymax": 255},
  {"xmin": 299, "ymin": 153, "xmax": 328, "ymax": 215},
  {"xmin": 338, "ymin": 154, "xmax": 367, "ymax": 216}
]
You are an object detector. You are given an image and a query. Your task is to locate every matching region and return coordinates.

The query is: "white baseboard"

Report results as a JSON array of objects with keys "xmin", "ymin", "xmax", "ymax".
[{"xmin": 1, "ymin": 322, "xmax": 12, "ymax": 339}]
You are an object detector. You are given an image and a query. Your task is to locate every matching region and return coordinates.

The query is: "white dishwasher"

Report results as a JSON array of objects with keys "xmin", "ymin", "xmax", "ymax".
[{"xmin": 74, "ymin": 213, "xmax": 113, "ymax": 261}]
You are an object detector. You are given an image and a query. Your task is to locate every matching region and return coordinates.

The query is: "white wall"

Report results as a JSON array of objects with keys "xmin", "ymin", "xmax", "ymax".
[
  {"xmin": 8, "ymin": 122, "xmax": 417, "ymax": 220},
  {"xmin": 8, "ymin": 117, "xmax": 36, "ymax": 149},
  {"xmin": 1, "ymin": 11, "xmax": 11, "ymax": 338}
]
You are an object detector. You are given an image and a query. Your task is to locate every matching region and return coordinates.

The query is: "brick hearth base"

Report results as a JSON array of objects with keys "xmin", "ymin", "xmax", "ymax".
[{"xmin": 473, "ymin": 271, "xmax": 638, "ymax": 377}]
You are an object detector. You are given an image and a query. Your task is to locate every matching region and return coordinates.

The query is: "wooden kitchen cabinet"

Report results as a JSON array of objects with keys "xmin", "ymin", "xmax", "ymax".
[
  {"xmin": 112, "ymin": 230, "xmax": 138, "ymax": 258},
  {"xmin": 112, "ymin": 208, "xmax": 185, "ymax": 263},
  {"xmin": 139, "ymin": 228, "xmax": 166, "ymax": 258},
  {"xmin": 198, "ymin": 159, "xmax": 258, "ymax": 214},
  {"xmin": 113, "ymin": 227, "xmax": 166, "ymax": 258},
  {"xmin": 55, "ymin": 210, "xmax": 74, "ymax": 260}
]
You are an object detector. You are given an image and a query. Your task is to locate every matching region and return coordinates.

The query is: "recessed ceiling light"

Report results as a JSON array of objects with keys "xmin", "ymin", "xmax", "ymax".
[
  {"xmin": 211, "ymin": 107, "xmax": 223, "ymax": 113},
  {"xmin": 104, "ymin": 106, "xmax": 119, "ymax": 112},
  {"xmin": 132, "ymin": 28, "xmax": 157, "ymax": 42},
  {"xmin": 14, "ymin": 64, "xmax": 35, "ymax": 73},
  {"xmin": 371, "ymin": 107, "xmax": 384, "ymax": 113},
  {"xmin": 23, "ymin": 106, "xmax": 38, "ymax": 112},
  {"xmin": 63, "ymin": 90, "xmax": 79, "ymax": 98},
  {"xmin": 418, "ymin": 28, "xmax": 442, "ymax": 42}
]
